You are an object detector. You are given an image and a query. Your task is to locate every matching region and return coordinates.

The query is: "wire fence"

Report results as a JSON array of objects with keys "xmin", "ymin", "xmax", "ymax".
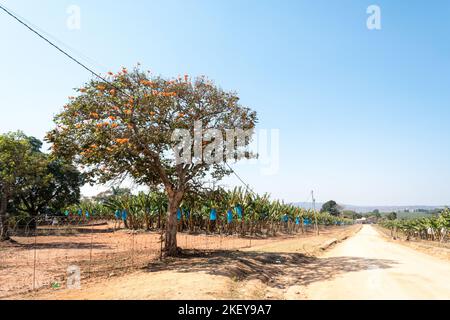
[{"xmin": 0, "ymin": 215, "xmax": 323, "ymax": 298}]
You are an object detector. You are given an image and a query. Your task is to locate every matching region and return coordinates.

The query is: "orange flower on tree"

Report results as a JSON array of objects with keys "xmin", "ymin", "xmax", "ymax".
[
  {"xmin": 140, "ymin": 80, "xmax": 153, "ymax": 86},
  {"xmin": 97, "ymin": 85, "xmax": 106, "ymax": 91},
  {"xmin": 115, "ymin": 138, "xmax": 130, "ymax": 145}
]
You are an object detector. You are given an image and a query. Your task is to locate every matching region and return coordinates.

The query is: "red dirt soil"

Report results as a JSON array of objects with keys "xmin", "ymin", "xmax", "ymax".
[{"xmin": 0, "ymin": 222, "xmax": 337, "ymax": 298}]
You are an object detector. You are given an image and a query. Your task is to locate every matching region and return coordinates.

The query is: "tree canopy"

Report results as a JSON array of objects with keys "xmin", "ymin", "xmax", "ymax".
[
  {"xmin": 387, "ymin": 212, "xmax": 397, "ymax": 221},
  {"xmin": 0, "ymin": 132, "xmax": 36, "ymax": 239},
  {"xmin": 10, "ymin": 154, "xmax": 82, "ymax": 218},
  {"xmin": 320, "ymin": 200, "xmax": 341, "ymax": 217},
  {"xmin": 0, "ymin": 132, "xmax": 82, "ymax": 238}
]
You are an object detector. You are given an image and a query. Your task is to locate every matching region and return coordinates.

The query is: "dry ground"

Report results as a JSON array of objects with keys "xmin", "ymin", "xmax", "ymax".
[
  {"xmin": 14, "ymin": 225, "xmax": 361, "ymax": 300},
  {"xmin": 303, "ymin": 226, "xmax": 450, "ymax": 299},
  {"xmin": 374, "ymin": 225, "xmax": 450, "ymax": 261},
  {"xmin": 14, "ymin": 225, "xmax": 450, "ymax": 300},
  {"xmin": 0, "ymin": 223, "xmax": 349, "ymax": 299}
]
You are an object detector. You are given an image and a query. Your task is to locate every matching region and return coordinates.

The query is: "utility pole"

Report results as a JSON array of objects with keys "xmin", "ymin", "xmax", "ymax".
[{"xmin": 312, "ymin": 190, "xmax": 319, "ymax": 235}]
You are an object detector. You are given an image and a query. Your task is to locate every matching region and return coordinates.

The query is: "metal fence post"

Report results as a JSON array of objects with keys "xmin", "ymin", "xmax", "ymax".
[
  {"xmin": 32, "ymin": 218, "xmax": 37, "ymax": 291},
  {"xmin": 88, "ymin": 222, "xmax": 94, "ymax": 278},
  {"xmin": 159, "ymin": 228, "xmax": 164, "ymax": 261},
  {"xmin": 131, "ymin": 231, "xmax": 135, "ymax": 269}
]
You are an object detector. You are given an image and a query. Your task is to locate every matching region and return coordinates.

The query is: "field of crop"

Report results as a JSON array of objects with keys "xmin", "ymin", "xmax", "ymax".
[{"xmin": 380, "ymin": 209, "xmax": 449, "ymax": 243}]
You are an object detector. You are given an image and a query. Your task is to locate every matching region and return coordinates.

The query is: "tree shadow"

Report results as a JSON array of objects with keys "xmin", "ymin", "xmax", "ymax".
[{"xmin": 146, "ymin": 250, "xmax": 398, "ymax": 289}]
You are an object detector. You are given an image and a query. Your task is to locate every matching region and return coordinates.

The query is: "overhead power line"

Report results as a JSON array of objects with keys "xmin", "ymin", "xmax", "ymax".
[
  {"xmin": 0, "ymin": 3, "xmax": 130, "ymax": 99},
  {"xmin": 0, "ymin": 4, "xmax": 108, "ymax": 82},
  {"xmin": 1, "ymin": 5, "xmax": 108, "ymax": 72},
  {"xmin": 224, "ymin": 162, "xmax": 257, "ymax": 196}
]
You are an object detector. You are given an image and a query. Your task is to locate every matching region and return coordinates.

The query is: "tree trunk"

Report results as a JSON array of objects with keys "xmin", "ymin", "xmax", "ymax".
[
  {"xmin": 28, "ymin": 210, "xmax": 40, "ymax": 231},
  {"xmin": 0, "ymin": 190, "xmax": 10, "ymax": 241},
  {"xmin": 164, "ymin": 191, "xmax": 183, "ymax": 256}
]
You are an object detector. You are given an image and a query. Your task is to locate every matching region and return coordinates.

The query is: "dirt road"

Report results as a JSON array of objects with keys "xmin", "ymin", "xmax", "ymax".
[{"xmin": 304, "ymin": 225, "xmax": 450, "ymax": 300}]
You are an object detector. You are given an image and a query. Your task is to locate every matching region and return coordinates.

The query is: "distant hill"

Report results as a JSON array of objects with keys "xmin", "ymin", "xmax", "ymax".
[
  {"xmin": 341, "ymin": 205, "xmax": 444, "ymax": 214},
  {"xmin": 292, "ymin": 202, "xmax": 445, "ymax": 214}
]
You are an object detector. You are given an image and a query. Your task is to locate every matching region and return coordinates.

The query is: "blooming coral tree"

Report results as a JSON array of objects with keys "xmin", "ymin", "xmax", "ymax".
[{"xmin": 47, "ymin": 66, "xmax": 257, "ymax": 255}]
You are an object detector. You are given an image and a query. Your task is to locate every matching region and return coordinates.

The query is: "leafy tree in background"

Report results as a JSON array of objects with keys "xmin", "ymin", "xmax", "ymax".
[
  {"xmin": 367, "ymin": 210, "xmax": 382, "ymax": 219},
  {"xmin": 387, "ymin": 212, "xmax": 397, "ymax": 221},
  {"xmin": 10, "ymin": 155, "xmax": 82, "ymax": 220},
  {"xmin": 0, "ymin": 132, "xmax": 36, "ymax": 240},
  {"xmin": 47, "ymin": 67, "xmax": 257, "ymax": 256},
  {"xmin": 0, "ymin": 132, "xmax": 82, "ymax": 237},
  {"xmin": 321, "ymin": 200, "xmax": 341, "ymax": 217}
]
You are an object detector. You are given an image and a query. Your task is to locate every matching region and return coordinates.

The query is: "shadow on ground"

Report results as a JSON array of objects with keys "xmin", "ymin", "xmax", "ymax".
[{"xmin": 146, "ymin": 250, "xmax": 398, "ymax": 289}]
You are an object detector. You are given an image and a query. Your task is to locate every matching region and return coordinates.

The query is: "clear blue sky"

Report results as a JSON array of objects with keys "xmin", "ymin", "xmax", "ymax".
[{"xmin": 1, "ymin": 0, "xmax": 449, "ymax": 206}]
